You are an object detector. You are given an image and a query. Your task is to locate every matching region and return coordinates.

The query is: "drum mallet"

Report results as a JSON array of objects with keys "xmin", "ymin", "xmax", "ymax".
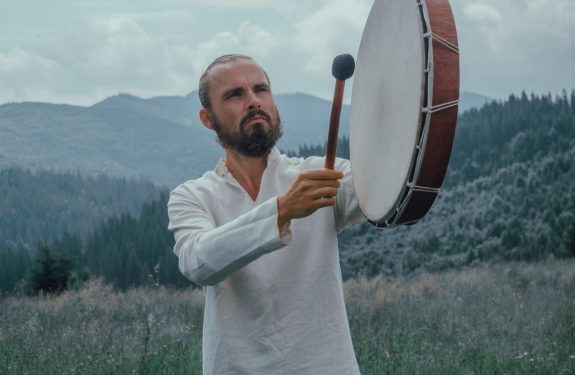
[{"xmin": 324, "ymin": 54, "xmax": 355, "ymax": 170}]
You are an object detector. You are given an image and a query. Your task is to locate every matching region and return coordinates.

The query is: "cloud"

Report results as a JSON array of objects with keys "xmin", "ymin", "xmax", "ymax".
[
  {"xmin": 193, "ymin": 21, "xmax": 279, "ymax": 70},
  {"xmin": 56, "ymin": 16, "xmax": 199, "ymax": 101},
  {"xmin": 115, "ymin": 9, "xmax": 196, "ymax": 23},
  {"xmin": 463, "ymin": 3, "xmax": 502, "ymax": 25},
  {"xmin": 0, "ymin": 49, "xmax": 65, "ymax": 103},
  {"xmin": 0, "ymin": 0, "xmax": 573, "ymax": 105},
  {"xmin": 452, "ymin": 0, "xmax": 575, "ymax": 98},
  {"xmin": 167, "ymin": 0, "xmax": 273, "ymax": 7},
  {"xmin": 293, "ymin": 0, "xmax": 371, "ymax": 74}
]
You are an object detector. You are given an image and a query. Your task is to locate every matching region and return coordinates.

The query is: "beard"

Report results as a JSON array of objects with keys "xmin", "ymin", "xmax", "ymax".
[{"xmin": 208, "ymin": 107, "xmax": 283, "ymax": 158}]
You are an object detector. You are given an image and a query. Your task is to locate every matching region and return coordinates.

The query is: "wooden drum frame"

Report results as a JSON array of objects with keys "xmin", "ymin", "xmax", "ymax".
[{"xmin": 349, "ymin": 0, "xmax": 460, "ymax": 228}]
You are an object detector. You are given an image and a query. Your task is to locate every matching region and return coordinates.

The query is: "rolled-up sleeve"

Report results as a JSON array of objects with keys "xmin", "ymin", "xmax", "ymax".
[{"xmin": 168, "ymin": 187, "xmax": 290, "ymax": 286}]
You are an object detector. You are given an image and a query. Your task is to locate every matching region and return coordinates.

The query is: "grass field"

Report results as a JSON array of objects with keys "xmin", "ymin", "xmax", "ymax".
[{"xmin": 1, "ymin": 260, "xmax": 574, "ymax": 374}]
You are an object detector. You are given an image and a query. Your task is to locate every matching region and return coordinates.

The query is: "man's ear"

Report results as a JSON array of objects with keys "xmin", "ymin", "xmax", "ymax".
[{"xmin": 199, "ymin": 109, "xmax": 213, "ymax": 130}]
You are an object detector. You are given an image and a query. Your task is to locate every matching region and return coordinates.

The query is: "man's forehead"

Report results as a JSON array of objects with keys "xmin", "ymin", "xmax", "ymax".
[{"xmin": 208, "ymin": 60, "xmax": 269, "ymax": 90}]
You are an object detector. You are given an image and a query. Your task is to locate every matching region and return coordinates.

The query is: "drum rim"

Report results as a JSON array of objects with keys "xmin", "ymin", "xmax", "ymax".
[
  {"xmin": 389, "ymin": 0, "xmax": 435, "ymax": 227},
  {"xmin": 350, "ymin": 0, "xmax": 432, "ymax": 226}
]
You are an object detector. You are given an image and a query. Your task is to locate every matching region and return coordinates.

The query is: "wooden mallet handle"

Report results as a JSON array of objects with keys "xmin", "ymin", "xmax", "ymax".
[{"xmin": 325, "ymin": 54, "xmax": 355, "ymax": 170}]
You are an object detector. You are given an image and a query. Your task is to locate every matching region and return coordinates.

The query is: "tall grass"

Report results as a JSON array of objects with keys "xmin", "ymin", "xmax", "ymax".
[
  {"xmin": 347, "ymin": 260, "xmax": 575, "ymax": 374},
  {"xmin": 1, "ymin": 260, "xmax": 574, "ymax": 374},
  {"xmin": 0, "ymin": 284, "xmax": 204, "ymax": 374}
]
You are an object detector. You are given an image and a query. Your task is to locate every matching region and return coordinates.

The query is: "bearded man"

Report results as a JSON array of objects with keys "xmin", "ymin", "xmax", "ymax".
[{"xmin": 168, "ymin": 54, "xmax": 365, "ymax": 375}]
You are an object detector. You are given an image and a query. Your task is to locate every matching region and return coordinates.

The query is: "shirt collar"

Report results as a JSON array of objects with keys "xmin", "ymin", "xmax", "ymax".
[{"xmin": 214, "ymin": 147, "xmax": 280, "ymax": 177}]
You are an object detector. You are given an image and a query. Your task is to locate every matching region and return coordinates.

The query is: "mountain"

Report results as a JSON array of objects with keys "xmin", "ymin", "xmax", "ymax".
[
  {"xmin": 1, "ymin": 91, "xmax": 573, "ymax": 291},
  {"xmin": 0, "ymin": 96, "xmax": 213, "ymax": 188},
  {"xmin": 0, "ymin": 92, "xmax": 348, "ymax": 187},
  {"xmin": 0, "ymin": 91, "xmax": 487, "ymax": 188},
  {"xmin": 0, "ymin": 168, "xmax": 161, "ymax": 250},
  {"xmin": 459, "ymin": 91, "xmax": 495, "ymax": 113},
  {"xmin": 0, "ymin": 167, "xmax": 163, "ymax": 292}
]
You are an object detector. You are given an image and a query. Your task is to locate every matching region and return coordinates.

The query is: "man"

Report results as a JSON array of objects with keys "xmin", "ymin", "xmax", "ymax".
[{"xmin": 168, "ymin": 54, "xmax": 365, "ymax": 374}]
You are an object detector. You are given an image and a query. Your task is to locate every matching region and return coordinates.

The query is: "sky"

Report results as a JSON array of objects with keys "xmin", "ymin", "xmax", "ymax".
[{"xmin": 0, "ymin": 0, "xmax": 573, "ymax": 106}]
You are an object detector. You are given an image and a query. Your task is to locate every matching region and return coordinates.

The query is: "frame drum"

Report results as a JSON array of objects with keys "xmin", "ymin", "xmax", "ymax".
[{"xmin": 350, "ymin": 0, "xmax": 459, "ymax": 228}]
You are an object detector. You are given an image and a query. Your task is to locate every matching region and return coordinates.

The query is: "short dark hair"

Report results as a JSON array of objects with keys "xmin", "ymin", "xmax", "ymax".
[{"xmin": 198, "ymin": 54, "xmax": 270, "ymax": 109}]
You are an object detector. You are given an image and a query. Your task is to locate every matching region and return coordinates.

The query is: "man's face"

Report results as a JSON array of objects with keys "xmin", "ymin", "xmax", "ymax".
[{"xmin": 201, "ymin": 59, "xmax": 282, "ymax": 157}]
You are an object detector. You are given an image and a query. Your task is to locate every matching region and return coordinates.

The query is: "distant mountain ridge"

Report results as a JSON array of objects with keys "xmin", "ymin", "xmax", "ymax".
[
  {"xmin": 0, "ymin": 91, "xmax": 488, "ymax": 187},
  {"xmin": 1, "ymin": 91, "xmax": 573, "ymax": 290},
  {"xmin": 458, "ymin": 92, "xmax": 494, "ymax": 113},
  {"xmin": 0, "ymin": 168, "xmax": 160, "ymax": 250}
]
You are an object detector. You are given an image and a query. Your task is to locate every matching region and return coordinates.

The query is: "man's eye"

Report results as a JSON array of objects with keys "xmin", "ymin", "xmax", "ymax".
[{"xmin": 226, "ymin": 91, "xmax": 242, "ymax": 99}]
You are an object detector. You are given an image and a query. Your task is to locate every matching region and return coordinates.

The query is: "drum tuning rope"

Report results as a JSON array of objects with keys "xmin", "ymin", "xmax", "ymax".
[
  {"xmin": 412, "ymin": 185, "xmax": 440, "ymax": 193},
  {"xmin": 423, "ymin": 99, "xmax": 459, "ymax": 114},
  {"xmin": 417, "ymin": 0, "xmax": 459, "ymax": 55},
  {"xmin": 423, "ymin": 32, "xmax": 459, "ymax": 54}
]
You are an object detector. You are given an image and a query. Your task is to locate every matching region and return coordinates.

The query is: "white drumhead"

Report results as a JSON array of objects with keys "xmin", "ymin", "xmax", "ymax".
[{"xmin": 350, "ymin": 0, "xmax": 425, "ymax": 223}]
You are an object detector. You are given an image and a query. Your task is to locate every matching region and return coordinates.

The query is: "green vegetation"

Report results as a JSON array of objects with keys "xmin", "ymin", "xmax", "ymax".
[
  {"xmin": 1, "ymin": 260, "xmax": 573, "ymax": 374},
  {"xmin": 338, "ymin": 91, "xmax": 575, "ymax": 277},
  {"xmin": 83, "ymin": 193, "xmax": 189, "ymax": 289},
  {"xmin": 0, "ymin": 168, "xmax": 161, "ymax": 293},
  {"xmin": 347, "ymin": 260, "xmax": 575, "ymax": 374},
  {"xmin": 27, "ymin": 234, "xmax": 89, "ymax": 295},
  {"xmin": 1, "ymin": 191, "xmax": 187, "ymax": 293},
  {"xmin": 1, "ymin": 91, "xmax": 574, "ymax": 293},
  {"xmin": 447, "ymin": 91, "xmax": 575, "ymax": 187},
  {"xmin": 0, "ymin": 167, "xmax": 160, "ymax": 249},
  {"xmin": 0, "ymin": 283, "xmax": 204, "ymax": 374},
  {"xmin": 286, "ymin": 91, "xmax": 575, "ymax": 278}
]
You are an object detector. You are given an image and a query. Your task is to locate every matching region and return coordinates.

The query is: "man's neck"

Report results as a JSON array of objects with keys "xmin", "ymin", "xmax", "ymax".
[{"xmin": 224, "ymin": 149, "xmax": 269, "ymax": 201}]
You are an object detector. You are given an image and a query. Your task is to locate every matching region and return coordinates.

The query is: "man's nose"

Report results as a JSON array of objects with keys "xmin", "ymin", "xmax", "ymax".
[{"xmin": 246, "ymin": 90, "xmax": 261, "ymax": 109}]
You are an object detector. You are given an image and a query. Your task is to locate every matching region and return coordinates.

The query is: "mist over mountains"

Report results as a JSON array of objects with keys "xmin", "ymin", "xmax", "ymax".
[{"xmin": 0, "ymin": 91, "xmax": 489, "ymax": 187}]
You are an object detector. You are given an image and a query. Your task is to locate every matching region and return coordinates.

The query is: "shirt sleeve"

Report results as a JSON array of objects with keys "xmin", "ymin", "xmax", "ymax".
[
  {"xmin": 167, "ymin": 187, "xmax": 291, "ymax": 286},
  {"xmin": 333, "ymin": 158, "xmax": 367, "ymax": 232}
]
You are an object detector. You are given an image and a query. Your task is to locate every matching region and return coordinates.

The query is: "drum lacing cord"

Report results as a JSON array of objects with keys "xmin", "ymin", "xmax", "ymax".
[
  {"xmin": 423, "ymin": 99, "xmax": 459, "ymax": 114},
  {"xmin": 423, "ymin": 32, "xmax": 459, "ymax": 54},
  {"xmin": 410, "ymin": 185, "xmax": 440, "ymax": 193}
]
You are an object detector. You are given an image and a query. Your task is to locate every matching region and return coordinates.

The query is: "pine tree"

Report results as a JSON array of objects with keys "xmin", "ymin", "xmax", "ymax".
[{"xmin": 28, "ymin": 244, "xmax": 74, "ymax": 295}]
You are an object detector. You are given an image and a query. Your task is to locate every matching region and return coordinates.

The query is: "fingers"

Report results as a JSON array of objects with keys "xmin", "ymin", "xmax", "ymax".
[
  {"xmin": 277, "ymin": 169, "xmax": 344, "ymax": 223},
  {"xmin": 310, "ymin": 187, "xmax": 339, "ymax": 200},
  {"xmin": 299, "ymin": 179, "xmax": 340, "ymax": 190},
  {"xmin": 300, "ymin": 169, "xmax": 344, "ymax": 181},
  {"xmin": 307, "ymin": 196, "xmax": 336, "ymax": 210},
  {"xmin": 296, "ymin": 169, "xmax": 342, "ymax": 191}
]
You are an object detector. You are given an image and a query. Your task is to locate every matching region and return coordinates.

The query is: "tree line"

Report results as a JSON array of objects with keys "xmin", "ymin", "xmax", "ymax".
[
  {"xmin": 1, "ymin": 91, "xmax": 574, "ymax": 293},
  {"xmin": 0, "ymin": 168, "xmax": 160, "ymax": 250},
  {"xmin": 1, "ymin": 192, "xmax": 189, "ymax": 294},
  {"xmin": 337, "ymin": 90, "xmax": 575, "ymax": 277}
]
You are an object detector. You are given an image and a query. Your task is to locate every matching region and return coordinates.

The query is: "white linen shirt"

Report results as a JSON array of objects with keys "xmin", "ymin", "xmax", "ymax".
[{"xmin": 168, "ymin": 147, "xmax": 365, "ymax": 375}]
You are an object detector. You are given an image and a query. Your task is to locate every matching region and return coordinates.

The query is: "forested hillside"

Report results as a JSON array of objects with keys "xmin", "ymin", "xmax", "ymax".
[
  {"xmin": 272, "ymin": 91, "xmax": 575, "ymax": 277},
  {"xmin": 339, "ymin": 91, "xmax": 575, "ymax": 277},
  {"xmin": 83, "ymin": 193, "xmax": 188, "ymax": 289},
  {"xmin": 0, "ymin": 92, "xmax": 491, "ymax": 186},
  {"xmin": 0, "ymin": 169, "xmax": 161, "ymax": 292},
  {"xmin": 446, "ymin": 91, "xmax": 575, "ymax": 187},
  {"xmin": 1, "ymin": 92, "xmax": 573, "ymax": 292},
  {"xmin": 0, "ymin": 191, "xmax": 187, "ymax": 292},
  {"xmin": 0, "ymin": 168, "xmax": 160, "ymax": 250}
]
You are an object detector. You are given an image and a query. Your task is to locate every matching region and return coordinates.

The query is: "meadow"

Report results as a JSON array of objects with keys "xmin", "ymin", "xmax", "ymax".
[{"xmin": 1, "ymin": 259, "xmax": 574, "ymax": 374}]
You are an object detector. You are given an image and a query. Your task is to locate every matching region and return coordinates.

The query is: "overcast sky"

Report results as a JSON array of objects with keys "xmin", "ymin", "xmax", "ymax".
[{"xmin": 0, "ymin": 0, "xmax": 573, "ymax": 106}]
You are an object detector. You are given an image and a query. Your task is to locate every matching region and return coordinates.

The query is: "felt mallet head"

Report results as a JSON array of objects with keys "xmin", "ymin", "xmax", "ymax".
[{"xmin": 332, "ymin": 54, "xmax": 355, "ymax": 81}]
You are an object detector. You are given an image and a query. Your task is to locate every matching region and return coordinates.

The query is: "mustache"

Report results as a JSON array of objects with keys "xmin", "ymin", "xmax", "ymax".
[{"xmin": 240, "ymin": 108, "xmax": 272, "ymax": 128}]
